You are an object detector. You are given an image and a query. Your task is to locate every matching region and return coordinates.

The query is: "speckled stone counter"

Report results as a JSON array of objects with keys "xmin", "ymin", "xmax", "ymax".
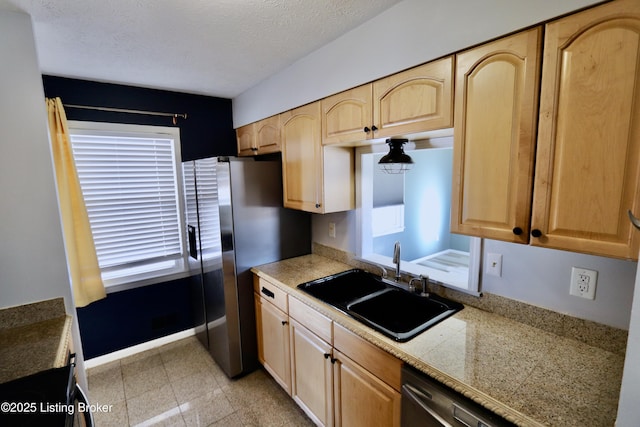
[
  {"xmin": 0, "ymin": 298, "xmax": 71, "ymax": 384},
  {"xmin": 252, "ymin": 254, "xmax": 624, "ymax": 427}
]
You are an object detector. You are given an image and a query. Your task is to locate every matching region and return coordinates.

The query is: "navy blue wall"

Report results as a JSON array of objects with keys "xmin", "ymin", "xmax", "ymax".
[
  {"xmin": 42, "ymin": 75, "xmax": 236, "ymax": 160},
  {"xmin": 76, "ymin": 276, "xmax": 201, "ymax": 359},
  {"xmin": 42, "ymin": 76, "xmax": 235, "ymax": 358}
]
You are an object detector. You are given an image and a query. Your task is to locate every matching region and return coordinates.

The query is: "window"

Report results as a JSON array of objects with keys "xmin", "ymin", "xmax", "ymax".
[
  {"xmin": 68, "ymin": 121, "xmax": 187, "ymax": 289},
  {"xmin": 357, "ymin": 135, "xmax": 481, "ymax": 294}
]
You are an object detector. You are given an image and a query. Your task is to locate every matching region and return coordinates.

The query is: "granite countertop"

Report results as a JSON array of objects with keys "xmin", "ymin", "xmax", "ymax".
[
  {"xmin": 0, "ymin": 298, "xmax": 72, "ymax": 384},
  {"xmin": 252, "ymin": 254, "xmax": 624, "ymax": 427}
]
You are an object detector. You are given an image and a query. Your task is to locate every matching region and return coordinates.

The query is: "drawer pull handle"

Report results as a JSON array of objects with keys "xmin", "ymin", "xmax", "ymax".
[{"xmin": 261, "ymin": 287, "xmax": 275, "ymax": 299}]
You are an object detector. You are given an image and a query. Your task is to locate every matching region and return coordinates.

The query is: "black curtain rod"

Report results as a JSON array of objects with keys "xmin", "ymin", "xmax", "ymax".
[{"xmin": 64, "ymin": 103, "xmax": 188, "ymax": 123}]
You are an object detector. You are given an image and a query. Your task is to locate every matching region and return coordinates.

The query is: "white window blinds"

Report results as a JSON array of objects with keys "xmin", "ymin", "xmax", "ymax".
[{"xmin": 70, "ymin": 133, "xmax": 183, "ymax": 273}]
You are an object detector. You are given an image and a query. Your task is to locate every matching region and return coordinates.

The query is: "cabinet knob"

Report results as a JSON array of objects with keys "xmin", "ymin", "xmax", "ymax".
[
  {"xmin": 281, "ymin": 320, "xmax": 288, "ymax": 326},
  {"xmin": 315, "ymin": 203, "xmax": 321, "ymax": 208},
  {"xmin": 512, "ymin": 227, "xmax": 523, "ymax": 235},
  {"xmin": 324, "ymin": 353, "xmax": 331, "ymax": 359},
  {"xmin": 371, "ymin": 125, "xmax": 378, "ymax": 132},
  {"xmin": 251, "ymin": 147, "xmax": 258, "ymax": 151},
  {"xmin": 364, "ymin": 126, "xmax": 371, "ymax": 133},
  {"xmin": 531, "ymin": 229, "xmax": 542, "ymax": 238}
]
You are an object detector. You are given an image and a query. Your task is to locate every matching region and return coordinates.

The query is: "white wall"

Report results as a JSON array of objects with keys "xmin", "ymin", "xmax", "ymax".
[
  {"xmin": 482, "ymin": 240, "xmax": 636, "ymax": 330},
  {"xmin": 0, "ymin": 10, "xmax": 87, "ymax": 388},
  {"xmin": 232, "ymin": 0, "xmax": 603, "ymax": 127}
]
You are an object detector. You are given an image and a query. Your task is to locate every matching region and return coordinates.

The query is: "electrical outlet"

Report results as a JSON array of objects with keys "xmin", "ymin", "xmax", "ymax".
[
  {"xmin": 570, "ymin": 267, "xmax": 597, "ymax": 300},
  {"xmin": 328, "ymin": 222, "xmax": 336, "ymax": 238}
]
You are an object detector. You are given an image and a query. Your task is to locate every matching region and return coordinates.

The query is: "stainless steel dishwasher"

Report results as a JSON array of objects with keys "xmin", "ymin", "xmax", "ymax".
[{"xmin": 401, "ymin": 365, "xmax": 516, "ymax": 427}]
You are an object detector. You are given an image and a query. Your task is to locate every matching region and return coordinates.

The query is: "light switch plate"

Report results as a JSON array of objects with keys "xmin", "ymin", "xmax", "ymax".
[
  {"xmin": 328, "ymin": 222, "xmax": 336, "ymax": 238},
  {"xmin": 486, "ymin": 253, "xmax": 502, "ymax": 277}
]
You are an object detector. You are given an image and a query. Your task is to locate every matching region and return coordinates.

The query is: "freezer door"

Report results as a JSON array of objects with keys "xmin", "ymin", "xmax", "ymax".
[
  {"xmin": 209, "ymin": 159, "xmax": 242, "ymax": 376},
  {"xmin": 183, "ymin": 158, "xmax": 225, "ymax": 357}
]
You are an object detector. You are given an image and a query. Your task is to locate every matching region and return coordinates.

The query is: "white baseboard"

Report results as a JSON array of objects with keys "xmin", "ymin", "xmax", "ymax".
[{"xmin": 84, "ymin": 328, "xmax": 197, "ymax": 369}]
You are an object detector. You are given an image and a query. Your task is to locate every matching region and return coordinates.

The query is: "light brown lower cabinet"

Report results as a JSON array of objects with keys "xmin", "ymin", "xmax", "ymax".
[
  {"xmin": 255, "ymin": 275, "xmax": 402, "ymax": 427},
  {"xmin": 288, "ymin": 300, "xmax": 401, "ymax": 427},
  {"xmin": 290, "ymin": 318, "xmax": 334, "ymax": 426},
  {"xmin": 332, "ymin": 349, "xmax": 401, "ymax": 427},
  {"xmin": 289, "ymin": 320, "xmax": 402, "ymax": 427},
  {"xmin": 254, "ymin": 278, "xmax": 291, "ymax": 395}
]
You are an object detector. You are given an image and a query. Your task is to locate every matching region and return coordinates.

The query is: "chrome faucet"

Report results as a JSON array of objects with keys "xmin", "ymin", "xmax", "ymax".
[
  {"xmin": 409, "ymin": 275, "xmax": 430, "ymax": 297},
  {"xmin": 393, "ymin": 241, "xmax": 401, "ymax": 281}
]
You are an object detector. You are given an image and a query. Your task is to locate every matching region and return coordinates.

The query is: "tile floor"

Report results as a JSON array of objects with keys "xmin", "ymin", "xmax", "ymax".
[{"xmin": 87, "ymin": 336, "xmax": 314, "ymax": 426}]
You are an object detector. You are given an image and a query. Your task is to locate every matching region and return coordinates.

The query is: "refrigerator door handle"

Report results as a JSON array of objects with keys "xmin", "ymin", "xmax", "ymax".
[{"xmin": 188, "ymin": 225, "xmax": 198, "ymax": 260}]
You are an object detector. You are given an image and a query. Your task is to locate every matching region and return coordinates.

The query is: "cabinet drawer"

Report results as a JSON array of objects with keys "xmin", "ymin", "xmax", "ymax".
[
  {"xmin": 289, "ymin": 297, "xmax": 332, "ymax": 344},
  {"xmin": 254, "ymin": 276, "xmax": 288, "ymax": 313},
  {"xmin": 334, "ymin": 323, "xmax": 402, "ymax": 392}
]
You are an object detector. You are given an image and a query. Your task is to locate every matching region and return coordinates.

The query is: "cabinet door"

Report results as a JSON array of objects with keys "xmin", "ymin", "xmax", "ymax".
[
  {"xmin": 290, "ymin": 319, "xmax": 334, "ymax": 427},
  {"xmin": 333, "ymin": 349, "xmax": 401, "ymax": 427},
  {"xmin": 322, "ymin": 84, "xmax": 373, "ymax": 145},
  {"xmin": 532, "ymin": 0, "xmax": 640, "ymax": 259},
  {"xmin": 254, "ymin": 293, "xmax": 291, "ymax": 394},
  {"xmin": 236, "ymin": 123, "xmax": 255, "ymax": 156},
  {"xmin": 451, "ymin": 28, "xmax": 542, "ymax": 243},
  {"xmin": 372, "ymin": 57, "xmax": 453, "ymax": 138},
  {"xmin": 281, "ymin": 102, "xmax": 323, "ymax": 213},
  {"xmin": 255, "ymin": 115, "xmax": 281, "ymax": 154}
]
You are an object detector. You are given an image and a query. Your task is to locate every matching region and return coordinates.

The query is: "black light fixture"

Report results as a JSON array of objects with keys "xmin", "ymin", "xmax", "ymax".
[{"xmin": 378, "ymin": 138, "xmax": 413, "ymax": 174}]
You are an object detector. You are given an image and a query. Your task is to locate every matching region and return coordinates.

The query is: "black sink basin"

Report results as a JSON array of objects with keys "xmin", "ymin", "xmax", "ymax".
[
  {"xmin": 297, "ymin": 269, "xmax": 387, "ymax": 309},
  {"xmin": 297, "ymin": 269, "xmax": 463, "ymax": 342},
  {"xmin": 347, "ymin": 288, "xmax": 463, "ymax": 342}
]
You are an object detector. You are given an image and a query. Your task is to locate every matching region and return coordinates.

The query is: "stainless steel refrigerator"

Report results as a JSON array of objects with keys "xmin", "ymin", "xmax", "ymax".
[{"xmin": 182, "ymin": 156, "xmax": 310, "ymax": 378}]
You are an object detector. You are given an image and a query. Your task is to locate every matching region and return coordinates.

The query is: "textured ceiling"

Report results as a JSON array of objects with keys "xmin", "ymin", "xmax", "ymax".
[{"xmin": 0, "ymin": 0, "xmax": 403, "ymax": 98}]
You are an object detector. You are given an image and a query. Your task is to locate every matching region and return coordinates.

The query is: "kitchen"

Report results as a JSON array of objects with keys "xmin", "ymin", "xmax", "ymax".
[{"xmin": 1, "ymin": 0, "xmax": 640, "ymax": 426}]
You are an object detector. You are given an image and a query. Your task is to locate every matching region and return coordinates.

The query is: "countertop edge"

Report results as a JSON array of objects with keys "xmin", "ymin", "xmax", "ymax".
[{"xmin": 54, "ymin": 315, "xmax": 72, "ymax": 368}]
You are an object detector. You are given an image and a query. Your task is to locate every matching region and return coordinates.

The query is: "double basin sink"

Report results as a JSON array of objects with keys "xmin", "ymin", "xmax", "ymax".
[{"xmin": 297, "ymin": 269, "xmax": 463, "ymax": 342}]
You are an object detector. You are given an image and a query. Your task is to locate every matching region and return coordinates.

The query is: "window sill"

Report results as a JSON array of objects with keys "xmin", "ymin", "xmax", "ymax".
[
  {"xmin": 103, "ymin": 270, "xmax": 194, "ymax": 294},
  {"xmin": 102, "ymin": 254, "xmax": 224, "ymax": 293}
]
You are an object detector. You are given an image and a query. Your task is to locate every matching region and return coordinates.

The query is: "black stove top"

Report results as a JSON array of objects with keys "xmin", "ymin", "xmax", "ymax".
[{"xmin": 0, "ymin": 365, "xmax": 73, "ymax": 427}]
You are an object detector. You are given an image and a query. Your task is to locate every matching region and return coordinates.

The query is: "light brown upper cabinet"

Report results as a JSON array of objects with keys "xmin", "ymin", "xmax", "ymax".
[
  {"xmin": 531, "ymin": 0, "xmax": 640, "ymax": 259},
  {"xmin": 451, "ymin": 28, "xmax": 542, "ymax": 243},
  {"xmin": 452, "ymin": 0, "xmax": 640, "ymax": 260},
  {"xmin": 322, "ymin": 84, "xmax": 372, "ymax": 145},
  {"xmin": 321, "ymin": 57, "xmax": 454, "ymax": 145},
  {"xmin": 236, "ymin": 114, "xmax": 281, "ymax": 156},
  {"xmin": 281, "ymin": 102, "xmax": 354, "ymax": 213}
]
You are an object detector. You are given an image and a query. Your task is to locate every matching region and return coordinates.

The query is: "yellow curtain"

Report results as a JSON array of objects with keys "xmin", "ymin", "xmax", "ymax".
[{"xmin": 47, "ymin": 97, "xmax": 106, "ymax": 307}]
